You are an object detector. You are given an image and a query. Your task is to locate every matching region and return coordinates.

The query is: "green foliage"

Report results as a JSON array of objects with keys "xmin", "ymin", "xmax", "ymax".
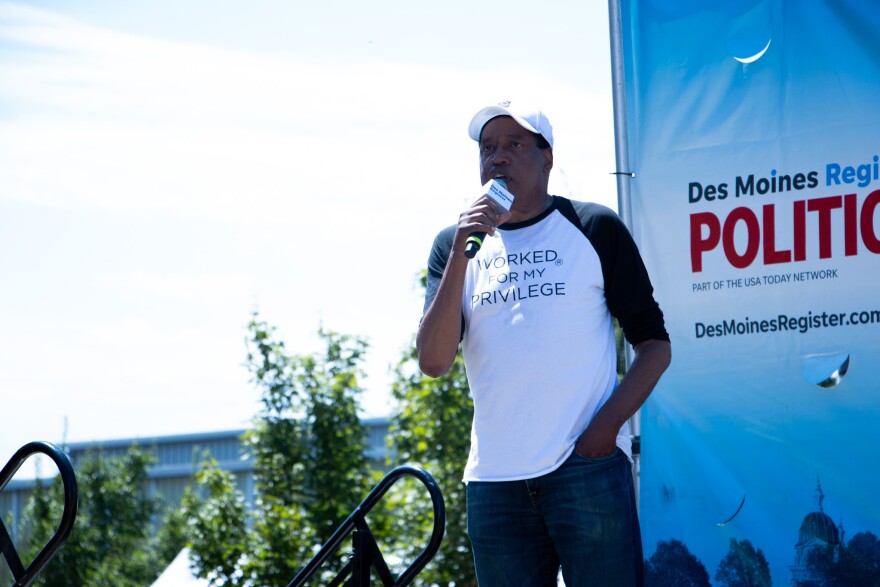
[
  {"xmin": 387, "ymin": 338, "xmax": 476, "ymax": 586},
  {"xmin": 243, "ymin": 417, "xmax": 312, "ymax": 586},
  {"xmin": 150, "ymin": 502, "xmax": 190, "ymax": 574},
  {"xmin": 186, "ymin": 313, "xmax": 371, "ymax": 585},
  {"xmin": 715, "ymin": 537, "xmax": 772, "ymax": 587},
  {"xmin": 7, "ymin": 279, "xmax": 633, "ymax": 587},
  {"xmin": 15, "ymin": 447, "xmax": 178, "ymax": 587},
  {"xmin": 184, "ymin": 463, "xmax": 250, "ymax": 586},
  {"xmin": 300, "ymin": 329, "xmax": 370, "ymax": 540},
  {"xmin": 645, "ymin": 539, "xmax": 711, "ymax": 587}
]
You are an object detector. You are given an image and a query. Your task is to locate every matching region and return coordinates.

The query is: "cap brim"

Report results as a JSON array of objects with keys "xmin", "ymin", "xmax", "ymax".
[{"xmin": 468, "ymin": 106, "xmax": 540, "ymax": 143}]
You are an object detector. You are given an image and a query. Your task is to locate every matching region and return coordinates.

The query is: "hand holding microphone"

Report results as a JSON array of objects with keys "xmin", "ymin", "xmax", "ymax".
[{"xmin": 463, "ymin": 178, "xmax": 515, "ymax": 258}]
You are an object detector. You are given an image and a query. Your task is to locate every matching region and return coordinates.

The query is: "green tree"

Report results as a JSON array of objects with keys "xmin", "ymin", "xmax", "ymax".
[
  {"xmin": 186, "ymin": 314, "xmax": 371, "ymax": 585},
  {"xmin": 383, "ymin": 271, "xmax": 474, "ymax": 585},
  {"xmin": 388, "ymin": 342, "xmax": 474, "ymax": 586},
  {"xmin": 183, "ymin": 463, "xmax": 250, "ymax": 586},
  {"xmin": 16, "ymin": 447, "xmax": 176, "ymax": 587},
  {"xmin": 299, "ymin": 329, "xmax": 370, "ymax": 539},
  {"xmin": 715, "ymin": 538, "xmax": 772, "ymax": 587},
  {"xmin": 645, "ymin": 539, "xmax": 711, "ymax": 587}
]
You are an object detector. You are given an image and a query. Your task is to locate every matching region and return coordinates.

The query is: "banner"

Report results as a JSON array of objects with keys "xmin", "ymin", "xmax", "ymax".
[{"xmin": 619, "ymin": 1, "xmax": 880, "ymax": 584}]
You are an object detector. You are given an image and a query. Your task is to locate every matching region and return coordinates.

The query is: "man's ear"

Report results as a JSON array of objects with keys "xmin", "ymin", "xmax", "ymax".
[{"xmin": 543, "ymin": 148, "xmax": 553, "ymax": 174}]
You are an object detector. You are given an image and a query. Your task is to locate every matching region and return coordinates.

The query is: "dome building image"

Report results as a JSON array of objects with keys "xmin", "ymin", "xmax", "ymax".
[{"xmin": 790, "ymin": 478, "xmax": 845, "ymax": 586}]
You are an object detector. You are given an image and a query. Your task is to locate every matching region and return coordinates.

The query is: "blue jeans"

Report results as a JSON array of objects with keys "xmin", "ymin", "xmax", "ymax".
[{"xmin": 466, "ymin": 449, "xmax": 643, "ymax": 586}]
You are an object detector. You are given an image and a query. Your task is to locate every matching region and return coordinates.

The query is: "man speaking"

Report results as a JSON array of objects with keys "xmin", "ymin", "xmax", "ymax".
[{"xmin": 417, "ymin": 101, "xmax": 671, "ymax": 586}]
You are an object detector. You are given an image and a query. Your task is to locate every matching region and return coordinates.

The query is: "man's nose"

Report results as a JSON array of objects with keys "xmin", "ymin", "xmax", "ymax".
[{"xmin": 491, "ymin": 150, "xmax": 510, "ymax": 164}]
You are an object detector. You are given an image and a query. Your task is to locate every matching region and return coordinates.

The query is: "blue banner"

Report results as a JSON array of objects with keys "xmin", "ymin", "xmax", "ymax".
[{"xmin": 620, "ymin": 1, "xmax": 880, "ymax": 585}]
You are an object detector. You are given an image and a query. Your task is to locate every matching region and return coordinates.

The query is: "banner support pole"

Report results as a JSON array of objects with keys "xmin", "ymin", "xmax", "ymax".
[
  {"xmin": 607, "ymin": 0, "xmax": 642, "ymax": 509},
  {"xmin": 608, "ymin": 0, "xmax": 634, "ymax": 230}
]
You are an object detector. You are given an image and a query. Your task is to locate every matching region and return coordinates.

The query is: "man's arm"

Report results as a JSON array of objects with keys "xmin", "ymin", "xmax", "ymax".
[
  {"xmin": 569, "ymin": 203, "xmax": 670, "ymax": 457},
  {"xmin": 417, "ymin": 249, "xmax": 469, "ymax": 377},
  {"xmin": 417, "ymin": 194, "xmax": 510, "ymax": 377},
  {"xmin": 574, "ymin": 338, "xmax": 671, "ymax": 458}
]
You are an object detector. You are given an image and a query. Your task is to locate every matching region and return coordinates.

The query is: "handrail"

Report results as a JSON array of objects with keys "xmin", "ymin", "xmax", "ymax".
[
  {"xmin": 0, "ymin": 442, "xmax": 79, "ymax": 587},
  {"xmin": 287, "ymin": 464, "xmax": 445, "ymax": 587}
]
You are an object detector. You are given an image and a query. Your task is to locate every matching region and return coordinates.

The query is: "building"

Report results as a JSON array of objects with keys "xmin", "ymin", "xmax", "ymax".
[
  {"xmin": 790, "ymin": 477, "xmax": 845, "ymax": 586},
  {"xmin": 0, "ymin": 417, "xmax": 391, "ymax": 545}
]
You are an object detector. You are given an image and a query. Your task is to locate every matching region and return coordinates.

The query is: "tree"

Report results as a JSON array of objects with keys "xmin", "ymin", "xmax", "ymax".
[
  {"xmin": 183, "ymin": 463, "xmax": 250, "ymax": 586},
  {"xmin": 186, "ymin": 314, "xmax": 371, "ymax": 585},
  {"xmin": 715, "ymin": 538, "xmax": 772, "ymax": 587},
  {"xmin": 804, "ymin": 543, "xmax": 835, "ymax": 587},
  {"xmin": 379, "ymin": 270, "xmax": 475, "ymax": 585},
  {"xmin": 150, "ymin": 502, "xmax": 190, "ymax": 575},
  {"xmin": 806, "ymin": 531, "xmax": 880, "ymax": 586},
  {"xmin": 839, "ymin": 531, "xmax": 880, "ymax": 586},
  {"xmin": 388, "ymin": 341, "xmax": 475, "ymax": 586},
  {"xmin": 15, "ymin": 447, "xmax": 176, "ymax": 587},
  {"xmin": 645, "ymin": 539, "xmax": 711, "ymax": 587}
]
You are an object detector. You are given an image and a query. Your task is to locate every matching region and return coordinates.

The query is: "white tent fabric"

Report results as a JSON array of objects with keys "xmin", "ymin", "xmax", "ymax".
[{"xmin": 150, "ymin": 548, "xmax": 211, "ymax": 587}]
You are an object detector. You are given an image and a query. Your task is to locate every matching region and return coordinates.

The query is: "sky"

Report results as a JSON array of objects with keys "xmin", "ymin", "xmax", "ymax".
[{"xmin": 0, "ymin": 0, "xmax": 619, "ymax": 475}]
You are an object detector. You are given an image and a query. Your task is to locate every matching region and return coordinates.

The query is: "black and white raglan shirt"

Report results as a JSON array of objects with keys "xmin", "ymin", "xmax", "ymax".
[{"xmin": 424, "ymin": 196, "xmax": 668, "ymax": 482}]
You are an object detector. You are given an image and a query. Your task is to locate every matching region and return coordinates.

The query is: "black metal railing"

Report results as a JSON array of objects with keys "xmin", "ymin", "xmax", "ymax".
[
  {"xmin": 287, "ymin": 465, "xmax": 445, "ymax": 587},
  {"xmin": 1, "ymin": 442, "xmax": 78, "ymax": 587}
]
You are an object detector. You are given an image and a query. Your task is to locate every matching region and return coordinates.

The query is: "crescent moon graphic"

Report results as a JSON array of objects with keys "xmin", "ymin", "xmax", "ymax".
[
  {"xmin": 733, "ymin": 39, "xmax": 771, "ymax": 64},
  {"xmin": 717, "ymin": 495, "xmax": 746, "ymax": 526}
]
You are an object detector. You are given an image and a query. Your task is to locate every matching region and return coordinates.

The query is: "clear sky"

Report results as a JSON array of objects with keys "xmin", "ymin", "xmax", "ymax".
[{"xmin": 0, "ymin": 0, "xmax": 618, "ymax": 474}]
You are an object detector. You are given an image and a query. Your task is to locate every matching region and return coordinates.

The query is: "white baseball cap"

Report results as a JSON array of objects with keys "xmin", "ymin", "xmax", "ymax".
[{"xmin": 468, "ymin": 101, "xmax": 554, "ymax": 149}]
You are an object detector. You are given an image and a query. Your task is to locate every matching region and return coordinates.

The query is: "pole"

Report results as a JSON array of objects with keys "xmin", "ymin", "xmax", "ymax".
[
  {"xmin": 607, "ymin": 0, "xmax": 641, "ymax": 510},
  {"xmin": 608, "ymin": 0, "xmax": 633, "ymax": 228}
]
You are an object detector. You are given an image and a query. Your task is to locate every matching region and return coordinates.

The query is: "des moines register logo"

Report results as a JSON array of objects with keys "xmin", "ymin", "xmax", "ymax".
[{"xmin": 688, "ymin": 156, "xmax": 880, "ymax": 273}]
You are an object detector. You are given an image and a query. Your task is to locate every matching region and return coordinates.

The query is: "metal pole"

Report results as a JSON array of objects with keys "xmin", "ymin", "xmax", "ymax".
[
  {"xmin": 608, "ymin": 0, "xmax": 634, "ymax": 228},
  {"xmin": 607, "ymin": 0, "xmax": 642, "ymax": 511}
]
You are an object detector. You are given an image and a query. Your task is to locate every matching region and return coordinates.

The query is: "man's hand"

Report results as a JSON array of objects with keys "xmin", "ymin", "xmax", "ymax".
[
  {"xmin": 453, "ymin": 193, "xmax": 512, "ymax": 250},
  {"xmin": 417, "ymin": 192, "xmax": 511, "ymax": 378},
  {"xmin": 574, "ymin": 339, "xmax": 671, "ymax": 458},
  {"xmin": 574, "ymin": 419, "xmax": 618, "ymax": 458}
]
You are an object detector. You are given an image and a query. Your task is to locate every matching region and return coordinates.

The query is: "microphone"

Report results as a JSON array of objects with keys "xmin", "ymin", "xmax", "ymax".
[{"xmin": 464, "ymin": 178, "xmax": 514, "ymax": 258}]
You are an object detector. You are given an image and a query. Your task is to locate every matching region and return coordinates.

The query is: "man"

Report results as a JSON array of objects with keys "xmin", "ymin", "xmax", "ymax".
[{"xmin": 417, "ymin": 101, "xmax": 671, "ymax": 586}]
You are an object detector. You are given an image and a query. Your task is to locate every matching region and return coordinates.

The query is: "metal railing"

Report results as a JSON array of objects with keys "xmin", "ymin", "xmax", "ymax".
[
  {"xmin": 288, "ymin": 465, "xmax": 445, "ymax": 587},
  {"xmin": 1, "ymin": 442, "xmax": 78, "ymax": 587}
]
